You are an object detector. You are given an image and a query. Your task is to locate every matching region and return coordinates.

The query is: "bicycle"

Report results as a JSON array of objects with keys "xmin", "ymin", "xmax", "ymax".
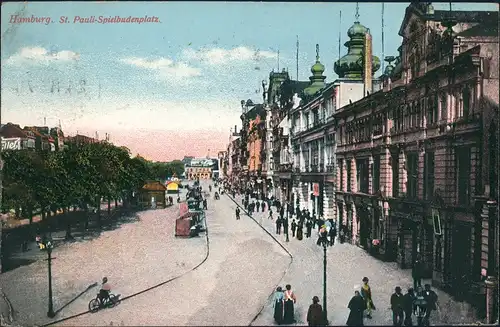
[{"xmin": 88, "ymin": 293, "xmax": 121, "ymax": 313}]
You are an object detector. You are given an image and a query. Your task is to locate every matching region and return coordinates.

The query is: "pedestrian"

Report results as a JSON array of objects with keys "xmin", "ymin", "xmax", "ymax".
[
  {"xmin": 280, "ymin": 206, "xmax": 285, "ymax": 219},
  {"xmin": 235, "ymin": 207, "xmax": 240, "ymax": 220},
  {"xmin": 423, "ymin": 284, "xmax": 438, "ymax": 325},
  {"xmin": 276, "ymin": 217, "xmax": 282, "ymax": 235},
  {"xmin": 269, "ymin": 209, "xmax": 273, "ymax": 220},
  {"xmin": 203, "ymin": 198, "xmax": 207, "ymax": 210},
  {"xmin": 305, "ymin": 220, "xmax": 312, "ymax": 238},
  {"xmin": 296, "ymin": 222, "xmax": 303, "ymax": 240},
  {"xmin": 283, "ymin": 217, "xmax": 289, "ymax": 235},
  {"xmin": 273, "ymin": 286, "xmax": 285, "ymax": 324},
  {"xmin": 403, "ymin": 288, "xmax": 415, "ymax": 326},
  {"xmin": 361, "ymin": 277, "xmax": 375, "ymax": 319},
  {"xmin": 262, "ymin": 201, "xmax": 266, "ymax": 212},
  {"xmin": 316, "ymin": 225, "xmax": 328, "ymax": 246},
  {"xmin": 283, "ymin": 284, "xmax": 297, "ymax": 324},
  {"xmin": 413, "ymin": 287, "xmax": 427, "ymax": 326},
  {"xmin": 307, "ymin": 296, "xmax": 325, "ymax": 326},
  {"xmin": 291, "ymin": 219, "xmax": 297, "ymax": 237},
  {"xmin": 412, "ymin": 255, "xmax": 423, "ymax": 290},
  {"xmin": 329, "ymin": 224, "xmax": 337, "ymax": 246},
  {"xmin": 347, "ymin": 290, "xmax": 366, "ymax": 326},
  {"xmin": 391, "ymin": 286, "xmax": 404, "ymax": 326},
  {"xmin": 256, "ymin": 201, "xmax": 260, "ymax": 212}
]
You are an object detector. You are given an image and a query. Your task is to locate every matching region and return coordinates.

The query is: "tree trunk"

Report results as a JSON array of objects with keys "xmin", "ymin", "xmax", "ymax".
[
  {"xmin": 28, "ymin": 206, "xmax": 33, "ymax": 225},
  {"xmin": 115, "ymin": 199, "xmax": 118, "ymax": 208},
  {"xmin": 82, "ymin": 204, "xmax": 89, "ymax": 240},
  {"xmin": 15, "ymin": 207, "xmax": 20, "ymax": 219},
  {"xmin": 65, "ymin": 216, "xmax": 73, "ymax": 241},
  {"xmin": 107, "ymin": 197, "xmax": 111, "ymax": 216},
  {"xmin": 96, "ymin": 199, "xmax": 102, "ymax": 229},
  {"xmin": 41, "ymin": 209, "xmax": 46, "ymax": 221}
]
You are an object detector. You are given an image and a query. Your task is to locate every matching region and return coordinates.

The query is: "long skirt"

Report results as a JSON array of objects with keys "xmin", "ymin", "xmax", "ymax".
[
  {"xmin": 283, "ymin": 300, "xmax": 295, "ymax": 324},
  {"xmin": 274, "ymin": 300, "xmax": 284, "ymax": 324},
  {"xmin": 297, "ymin": 228, "xmax": 303, "ymax": 240},
  {"xmin": 346, "ymin": 310, "xmax": 364, "ymax": 326}
]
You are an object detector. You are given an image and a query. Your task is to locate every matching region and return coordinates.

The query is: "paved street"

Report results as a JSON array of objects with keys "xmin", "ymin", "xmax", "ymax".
[
  {"xmin": 50, "ymin": 183, "xmax": 290, "ymax": 326},
  {"xmin": 0, "ymin": 190, "xmax": 206, "ymax": 326},
  {"xmin": 229, "ymin": 194, "xmax": 477, "ymax": 326}
]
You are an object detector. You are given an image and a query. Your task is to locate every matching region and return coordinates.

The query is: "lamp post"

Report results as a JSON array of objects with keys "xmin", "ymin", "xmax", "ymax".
[
  {"xmin": 45, "ymin": 237, "xmax": 56, "ymax": 318},
  {"xmin": 317, "ymin": 231, "xmax": 328, "ymax": 325},
  {"xmin": 285, "ymin": 201, "xmax": 290, "ymax": 242}
]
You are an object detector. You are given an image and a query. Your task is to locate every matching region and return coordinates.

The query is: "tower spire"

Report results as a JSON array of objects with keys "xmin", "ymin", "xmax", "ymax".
[
  {"xmin": 355, "ymin": 2, "xmax": 360, "ymax": 22},
  {"xmin": 316, "ymin": 44, "xmax": 320, "ymax": 61}
]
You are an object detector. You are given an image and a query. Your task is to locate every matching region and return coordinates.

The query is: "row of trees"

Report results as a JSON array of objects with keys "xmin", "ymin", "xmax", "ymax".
[{"xmin": 1, "ymin": 141, "xmax": 185, "ymax": 231}]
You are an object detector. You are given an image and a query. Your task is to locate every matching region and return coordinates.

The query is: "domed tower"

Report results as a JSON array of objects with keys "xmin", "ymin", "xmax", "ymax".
[
  {"xmin": 303, "ymin": 44, "xmax": 327, "ymax": 97},
  {"xmin": 334, "ymin": 6, "xmax": 380, "ymax": 79}
]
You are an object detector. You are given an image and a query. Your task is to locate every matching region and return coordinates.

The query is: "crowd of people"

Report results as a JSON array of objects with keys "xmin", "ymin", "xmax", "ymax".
[{"xmin": 213, "ymin": 180, "xmax": 440, "ymax": 326}]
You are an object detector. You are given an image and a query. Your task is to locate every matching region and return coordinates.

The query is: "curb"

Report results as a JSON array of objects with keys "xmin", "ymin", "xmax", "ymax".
[{"xmin": 223, "ymin": 194, "xmax": 294, "ymax": 326}]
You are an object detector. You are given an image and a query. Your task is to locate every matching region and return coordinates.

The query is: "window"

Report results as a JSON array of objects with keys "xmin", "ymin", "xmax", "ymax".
[
  {"xmin": 372, "ymin": 155, "xmax": 381, "ymax": 194},
  {"xmin": 462, "ymin": 87, "xmax": 471, "ymax": 117},
  {"xmin": 440, "ymin": 95, "xmax": 447, "ymax": 122},
  {"xmin": 392, "ymin": 154, "xmax": 399, "ymax": 197},
  {"xmin": 427, "ymin": 95, "xmax": 438, "ymax": 125},
  {"xmin": 457, "ymin": 147, "xmax": 471, "ymax": 206},
  {"xmin": 356, "ymin": 158, "xmax": 369, "ymax": 193},
  {"xmin": 406, "ymin": 152, "xmax": 418, "ymax": 198},
  {"xmin": 347, "ymin": 160, "xmax": 352, "ymax": 192},
  {"xmin": 423, "ymin": 151, "xmax": 435, "ymax": 200},
  {"xmin": 311, "ymin": 140, "xmax": 319, "ymax": 166},
  {"xmin": 339, "ymin": 159, "xmax": 344, "ymax": 191}
]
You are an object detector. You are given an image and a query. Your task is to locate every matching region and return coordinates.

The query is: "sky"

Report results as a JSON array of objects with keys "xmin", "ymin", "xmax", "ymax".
[{"xmin": 1, "ymin": 2, "xmax": 497, "ymax": 161}]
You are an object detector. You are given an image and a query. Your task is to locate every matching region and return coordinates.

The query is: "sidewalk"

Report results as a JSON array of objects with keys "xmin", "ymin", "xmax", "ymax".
[{"xmin": 230, "ymin": 194, "xmax": 477, "ymax": 326}]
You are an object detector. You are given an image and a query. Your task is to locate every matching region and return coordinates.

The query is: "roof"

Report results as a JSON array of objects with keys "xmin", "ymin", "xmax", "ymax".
[
  {"xmin": 457, "ymin": 21, "xmax": 499, "ymax": 37},
  {"xmin": 245, "ymin": 104, "xmax": 266, "ymax": 120},
  {"xmin": 141, "ymin": 181, "xmax": 167, "ymax": 191},
  {"xmin": 399, "ymin": 3, "xmax": 498, "ymax": 36},
  {"xmin": 0, "ymin": 123, "xmax": 29, "ymax": 138}
]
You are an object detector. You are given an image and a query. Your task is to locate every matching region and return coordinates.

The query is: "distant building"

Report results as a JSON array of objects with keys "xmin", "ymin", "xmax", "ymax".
[
  {"xmin": 64, "ymin": 134, "xmax": 99, "ymax": 147},
  {"xmin": 0, "ymin": 123, "xmax": 36, "ymax": 151},
  {"xmin": 185, "ymin": 158, "xmax": 217, "ymax": 180}
]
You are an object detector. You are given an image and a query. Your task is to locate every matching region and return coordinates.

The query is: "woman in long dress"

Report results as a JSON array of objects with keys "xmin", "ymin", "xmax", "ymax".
[
  {"xmin": 347, "ymin": 290, "xmax": 366, "ymax": 326},
  {"xmin": 273, "ymin": 286, "xmax": 285, "ymax": 324},
  {"xmin": 283, "ymin": 284, "xmax": 297, "ymax": 324}
]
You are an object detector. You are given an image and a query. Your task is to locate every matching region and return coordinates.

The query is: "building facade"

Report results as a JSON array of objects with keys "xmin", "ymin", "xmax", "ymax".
[
  {"xmin": 335, "ymin": 2, "xmax": 498, "ymax": 318},
  {"xmin": 185, "ymin": 158, "xmax": 216, "ymax": 180}
]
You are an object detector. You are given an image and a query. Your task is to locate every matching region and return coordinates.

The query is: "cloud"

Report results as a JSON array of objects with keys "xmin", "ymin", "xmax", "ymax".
[
  {"xmin": 182, "ymin": 46, "xmax": 277, "ymax": 65},
  {"xmin": 5, "ymin": 47, "xmax": 80, "ymax": 65},
  {"xmin": 120, "ymin": 57, "xmax": 201, "ymax": 79}
]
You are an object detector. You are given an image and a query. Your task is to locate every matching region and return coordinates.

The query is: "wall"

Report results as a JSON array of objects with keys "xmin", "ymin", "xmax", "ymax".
[{"xmin": 337, "ymin": 81, "xmax": 365, "ymax": 109}]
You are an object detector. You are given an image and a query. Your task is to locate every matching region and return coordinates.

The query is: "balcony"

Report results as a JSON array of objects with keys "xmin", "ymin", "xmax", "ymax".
[
  {"xmin": 294, "ymin": 167, "xmax": 300, "ymax": 173},
  {"xmin": 326, "ymin": 164, "xmax": 335, "ymax": 172},
  {"xmin": 310, "ymin": 164, "xmax": 318, "ymax": 173}
]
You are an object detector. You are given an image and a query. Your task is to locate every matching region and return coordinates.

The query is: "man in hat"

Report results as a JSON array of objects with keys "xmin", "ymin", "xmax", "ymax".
[{"xmin": 391, "ymin": 286, "xmax": 404, "ymax": 326}]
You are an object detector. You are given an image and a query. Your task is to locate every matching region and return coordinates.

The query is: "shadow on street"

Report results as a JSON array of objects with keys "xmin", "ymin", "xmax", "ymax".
[{"xmin": 1, "ymin": 206, "xmax": 146, "ymax": 273}]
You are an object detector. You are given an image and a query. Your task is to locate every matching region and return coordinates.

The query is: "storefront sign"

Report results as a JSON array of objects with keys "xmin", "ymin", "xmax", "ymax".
[
  {"xmin": 1, "ymin": 137, "xmax": 21, "ymax": 150},
  {"xmin": 312, "ymin": 183, "xmax": 320, "ymax": 196}
]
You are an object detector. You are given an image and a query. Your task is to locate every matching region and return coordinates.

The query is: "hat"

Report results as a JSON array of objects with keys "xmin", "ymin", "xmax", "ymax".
[{"xmin": 362, "ymin": 277, "xmax": 369, "ymax": 282}]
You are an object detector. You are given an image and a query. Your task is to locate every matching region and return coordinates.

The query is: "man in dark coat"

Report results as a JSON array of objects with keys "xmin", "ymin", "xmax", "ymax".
[
  {"xmin": 305, "ymin": 220, "xmax": 312, "ymax": 238},
  {"xmin": 412, "ymin": 256, "xmax": 424, "ymax": 290},
  {"xmin": 307, "ymin": 296, "xmax": 325, "ymax": 326},
  {"xmin": 261, "ymin": 201, "xmax": 266, "ymax": 212},
  {"xmin": 391, "ymin": 286, "xmax": 404, "ymax": 326},
  {"xmin": 402, "ymin": 288, "xmax": 415, "ymax": 326},
  {"xmin": 283, "ymin": 217, "xmax": 289, "ymax": 235},
  {"xmin": 291, "ymin": 219, "xmax": 297, "ymax": 237},
  {"xmin": 423, "ymin": 284, "xmax": 438, "ymax": 325},
  {"xmin": 347, "ymin": 290, "xmax": 366, "ymax": 326},
  {"xmin": 329, "ymin": 225, "xmax": 337, "ymax": 246},
  {"xmin": 276, "ymin": 217, "xmax": 282, "ymax": 235},
  {"xmin": 235, "ymin": 207, "xmax": 240, "ymax": 220},
  {"xmin": 280, "ymin": 206, "xmax": 285, "ymax": 219},
  {"xmin": 256, "ymin": 201, "xmax": 260, "ymax": 212}
]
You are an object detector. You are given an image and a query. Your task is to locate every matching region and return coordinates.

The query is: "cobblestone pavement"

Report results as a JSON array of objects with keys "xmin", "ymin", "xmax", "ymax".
[
  {"xmin": 0, "ymin": 190, "xmax": 206, "ymax": 327},
  {"xmin": 229, "ymin": 195, "xmax": 476, "ymax": 327},
  {"xmin": 56, "ymin": 183, "xmax": 290, "ymax": 326}
]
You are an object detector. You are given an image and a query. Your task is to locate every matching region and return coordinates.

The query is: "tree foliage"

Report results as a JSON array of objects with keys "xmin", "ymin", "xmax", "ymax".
[{"xmin": 1, "ymin": 141, "xmax": 153, "ymax": 220}]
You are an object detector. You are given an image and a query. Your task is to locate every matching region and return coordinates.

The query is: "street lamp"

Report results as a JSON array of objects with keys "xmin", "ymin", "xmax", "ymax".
[
  {"xmin": 317, "ymin": 231, "xmax": 329, "ymax": 325},
  {"xmin": 285, "ymin": 201, "xmax": 290, "ymax": 242},
  {"xmin": 45, "ymin": 237, "xmax": 56, "ymax": 318}
]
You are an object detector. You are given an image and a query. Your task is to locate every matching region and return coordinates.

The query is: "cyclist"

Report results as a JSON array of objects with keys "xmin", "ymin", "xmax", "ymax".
[{"xmin": 99, "ymin": 277, "xmax": 112, "ymax": 305}]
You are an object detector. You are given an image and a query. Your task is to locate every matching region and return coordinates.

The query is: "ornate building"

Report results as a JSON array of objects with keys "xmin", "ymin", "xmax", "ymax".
[
  {"xmin": 335, "ymin": 2, "xmax": 498, "ymax": 319},
  {"xmin": 185, "ymin": 158, "xmax": 216, "ymax": 180}
]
